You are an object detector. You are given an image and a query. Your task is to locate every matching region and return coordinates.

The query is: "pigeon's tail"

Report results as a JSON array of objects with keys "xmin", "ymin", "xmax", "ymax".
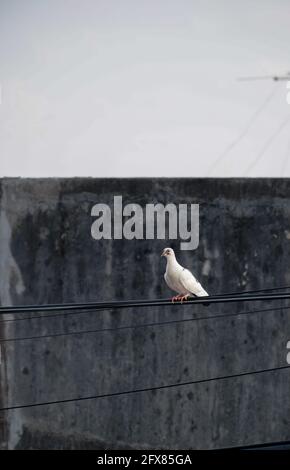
[
  {"xmin": 198, "ymin": 288, "xmax": 209, "ymax": 297},
  {"xmin": 195, "ymin": 287, "xmax": 210, "ymax": 306},
  {"xmin": 191, "ymin": 293, "xmax": 210, "ymax": 307}
]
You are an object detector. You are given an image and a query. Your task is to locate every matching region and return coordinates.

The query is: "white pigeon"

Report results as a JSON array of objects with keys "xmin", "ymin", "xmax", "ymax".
[{"xmin": 161, "ymin": 247, "xmax": 209, "ymax": 302}]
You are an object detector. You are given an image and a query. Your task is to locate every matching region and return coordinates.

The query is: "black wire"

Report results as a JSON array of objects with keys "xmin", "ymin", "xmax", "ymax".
[
  {"xmin": 244, "ymin": 114, "xmax": 290, "ymax": 176},
  {"xmin": 214, "ymin": 285, "xmax": 290, "ymax": 297},
  {"xmin": 2, "ymin": 284, "xmax": 290, "ymax": 312},
  {"xmin": 220, "ymin": 439, "xmax": 290, "ymax": 450},
  {"xmin": 1, "ymin": 286, "xmax": 289, "ymax": 314},
  {"xmin": 207, "ymin": 86, "xmax": 278, "ymax": 176},
  {"xmin": 1, "ymin": 304, "xmax": 289, "ymax": 344},
  {"xmin": 1, "ymin": 364, "xmax": 289, "ymax": 412},
  {"xmin": 0, "ymin": 309, "xmax": 92, "ymax": 324},
  {"xmin": 2, "ymin": 291, "xmax": 290, "ymax": 315},
  {"xmin": 1, "ymin": 285, "xmax": 289, "ymax": 325}
]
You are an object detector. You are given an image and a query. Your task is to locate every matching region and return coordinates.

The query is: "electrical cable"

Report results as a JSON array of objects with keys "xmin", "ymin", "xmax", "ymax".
[
  {"xmin": 1, "ymin": 304, "xmax": 289, "ymax": 344},
  {"xmin": 207, "ymin": 87, "xmax": 277, "ymax": 176},
  {"xmin": 244, "ymin": 114, "xmax": 290, "ymax": 176},
  {"xmin": 281, "ymin": 137, "xmax": 290, "ymax": 176},
  {"xmin": 1, "ymin": 364, "xmax": 289, "ymax": 412},
  {"xmin": 2, "ymin": 291, "xmax": 290, "ymax": 315},
  {"xmin": 1, "ymin": 285, "xmax": 289, "ymax": 324}
]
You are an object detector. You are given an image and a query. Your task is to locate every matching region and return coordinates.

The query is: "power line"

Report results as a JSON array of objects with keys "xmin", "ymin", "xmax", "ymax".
[
  {"xmin": 1, "ymin": 364, "xmax": 289, "ymax": 412},
  {"xmin": 281, "ymin": 137, "xmax": 290, "ymax": 176},
  {"xmin": 1, "ymin": 304, "xmax": 289, "ymax": 344},
  {"xmin": 207, "ymin": 87, "xmax": 277, "ymax": 176},
  {"xmin": 2, "ymin": 291, "xmax": 290, "ymax": 315},
  {"xmin": 221, "ymin": 438, "xmax": 290, "ymax": 450},
  {"xmin": 218, "ymin": 285, "xmax": 290, "ymax": 295},
  {"xmin": 1, "ymin": 285, "xmax": 289, "ymax": 325},
  {"xmin": 244, "ymin": 114, "xmax": 290, "ymax": 176}
]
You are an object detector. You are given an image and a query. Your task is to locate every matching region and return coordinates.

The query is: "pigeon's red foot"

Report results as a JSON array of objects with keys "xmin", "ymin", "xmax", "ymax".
[
  {"xmin": 180, "ymin": 294, "xmax": 190, "ymax": 303},
  {"xmin": 171, "ymin": 295, "xmax": 183, "ymax": 303}
]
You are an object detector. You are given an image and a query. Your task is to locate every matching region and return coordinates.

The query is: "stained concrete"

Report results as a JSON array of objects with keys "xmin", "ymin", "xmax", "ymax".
[{"xmin": 1, "ymin": 178, "xmax": 290, "ymax": 449}]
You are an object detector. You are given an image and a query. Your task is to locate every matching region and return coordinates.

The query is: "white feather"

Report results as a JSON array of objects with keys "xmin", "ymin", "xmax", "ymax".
[{"xmin": 179, "ymin": 269, "xmax": 208, "ymax": 297}]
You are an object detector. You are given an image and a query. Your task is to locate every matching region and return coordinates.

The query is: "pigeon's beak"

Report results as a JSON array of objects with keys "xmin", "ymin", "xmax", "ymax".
[{"xmin": 161, "ymin": 250, "xmax": 166, "ymax": 257}]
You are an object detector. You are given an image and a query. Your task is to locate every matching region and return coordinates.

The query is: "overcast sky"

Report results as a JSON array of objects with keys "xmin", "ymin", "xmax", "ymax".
[{"xmin": 0, "ymin": 0, "xmax": 290, "ymax": 177}]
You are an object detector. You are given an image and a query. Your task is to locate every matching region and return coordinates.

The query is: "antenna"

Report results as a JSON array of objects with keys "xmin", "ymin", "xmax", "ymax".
[{"xmin": 238, "ymin": 72, "xmax": 290, "ymax": 82}]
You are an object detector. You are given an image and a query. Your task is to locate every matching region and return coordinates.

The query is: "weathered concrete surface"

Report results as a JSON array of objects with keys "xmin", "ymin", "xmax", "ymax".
[{"xmin": 1, "ymin": 177, "xmax": 290, "ymax": 449}]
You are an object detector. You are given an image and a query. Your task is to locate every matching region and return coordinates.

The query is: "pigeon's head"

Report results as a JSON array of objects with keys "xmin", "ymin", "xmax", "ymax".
[{"xmin": 161, "ymin": 247, "xmax": 175, "ymax": 258}]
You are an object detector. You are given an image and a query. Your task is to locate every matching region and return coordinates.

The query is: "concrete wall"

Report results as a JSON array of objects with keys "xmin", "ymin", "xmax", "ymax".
[{"xmin": 1, "ymin": 177, "xmax": 290, "ymax": 449}]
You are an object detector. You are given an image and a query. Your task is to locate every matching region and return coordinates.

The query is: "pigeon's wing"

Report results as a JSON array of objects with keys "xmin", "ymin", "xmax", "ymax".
[
  {"xmin": 164, "ymin": 272, "xmax": 179, "ymax": 293},
  {"xmin": 179, "ymin": 269, "xmax": 208, "ymax": 297}
]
